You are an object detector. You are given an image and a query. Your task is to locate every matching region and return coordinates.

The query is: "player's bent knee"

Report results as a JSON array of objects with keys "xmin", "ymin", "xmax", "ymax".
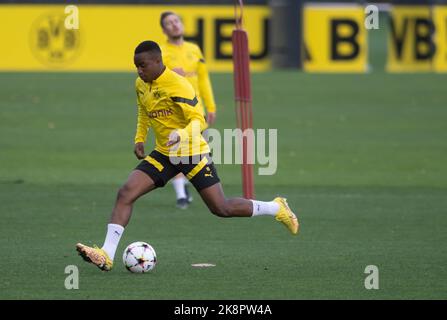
[{"xmin": 116, "ymin": 184, "xmax": 137, "ymax": 204}]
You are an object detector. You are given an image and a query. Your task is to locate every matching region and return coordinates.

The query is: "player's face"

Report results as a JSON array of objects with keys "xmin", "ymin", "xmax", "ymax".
[
  {"xmin": 162, "ymin": 14, "xmax": 184, "ymax": 39},
  {"xmin": 134, "ymin": 52, "xmax": 161, "ymax": 82}
]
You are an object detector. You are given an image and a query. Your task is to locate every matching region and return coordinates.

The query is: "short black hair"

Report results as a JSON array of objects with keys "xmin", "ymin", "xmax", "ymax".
[
  {"xmin": 160, "ymin": 11, "xmax": 177, "ymax": 28},
  {"xmin": 134, "ymin": 41, "xmax": 161, "ymax": 55}
]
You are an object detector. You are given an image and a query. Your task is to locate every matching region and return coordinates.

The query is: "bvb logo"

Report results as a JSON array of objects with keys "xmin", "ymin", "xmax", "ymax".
[
  {"xmin": 153, "ymin": 90, "xmax": 161, "ymax": 99},
  {"xmin": 30, "ymin": 12, "xmax": 81, "ymax": 68}
]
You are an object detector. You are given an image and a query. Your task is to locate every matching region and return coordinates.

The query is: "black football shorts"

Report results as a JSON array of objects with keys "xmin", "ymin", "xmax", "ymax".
[{"xmin": 135, "ymin": 150, "xmax": 220, "ymax": 191}]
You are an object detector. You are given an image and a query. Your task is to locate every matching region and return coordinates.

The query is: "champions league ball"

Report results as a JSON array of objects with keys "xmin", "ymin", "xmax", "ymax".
[{"xmin": 123, "ymin": 241, "xmax": 157, "ymax": 273}]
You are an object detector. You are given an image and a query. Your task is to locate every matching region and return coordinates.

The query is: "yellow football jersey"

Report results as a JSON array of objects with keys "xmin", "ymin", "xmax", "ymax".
[
  {"xmin": 134, "ymin": 67, "xmax": 209, "ymax": 157},
  {"xmin": 161, "ymin": 41, "xmax": 216, "ymax": 113}
]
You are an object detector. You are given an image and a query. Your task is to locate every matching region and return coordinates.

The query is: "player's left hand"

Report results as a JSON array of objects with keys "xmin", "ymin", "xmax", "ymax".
[
  {"xmin": 206, "ymin": 112, "xmax": 216, "ymax": 125},
  {"xmin": 166, "ymin": 131, "xmax": 181, "ymax": 147}
]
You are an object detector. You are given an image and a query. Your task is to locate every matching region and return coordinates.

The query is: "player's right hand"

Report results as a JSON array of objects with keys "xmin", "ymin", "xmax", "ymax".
[
  {"xmin": 134, "ymin": 142, "xmax": 146, "ymax": 160},
  {"xmin": 166, "ymin": 131, "xmax": 181, "ymax": 147}
]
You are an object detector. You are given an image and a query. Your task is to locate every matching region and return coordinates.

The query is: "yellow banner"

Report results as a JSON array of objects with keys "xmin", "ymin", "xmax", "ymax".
[
  {"xmin": 0, "ymin": 5, "xmax": 270, "ymax": 72},
  {"xmin": 387, "ymin": 6, "xmax": 434, "ymax": 72},
  {"xmin": 303, "ymin": 4, "xmax": 367, "ymax": 73},
  {"xmin": 433, "ymin": 6, "xmax": 447, "ymax": 73}
]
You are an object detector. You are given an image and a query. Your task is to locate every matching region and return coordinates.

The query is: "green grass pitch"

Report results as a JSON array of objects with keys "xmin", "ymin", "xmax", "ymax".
[{"xmin": 0, "ymin": 69, "xmax": 446, "ymax": 299}]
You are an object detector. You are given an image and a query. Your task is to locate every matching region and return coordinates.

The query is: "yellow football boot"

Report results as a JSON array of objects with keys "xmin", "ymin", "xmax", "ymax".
[
  {"xmin": 76, "ymin": 243, "xmax": 113, "ymax": 271},
  {"xmin": 274, "ymin": 197, "xmax": 299, "ymax": 235}
]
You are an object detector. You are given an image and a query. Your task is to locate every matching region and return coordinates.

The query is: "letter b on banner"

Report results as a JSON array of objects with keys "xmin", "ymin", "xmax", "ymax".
[
  {"xmin": 331, "ymin": 19, "xmax": 360, "ymax": 60},
  {"xmin": 304, "ymin": 4, "xmax": 367, "ymax": 72}
]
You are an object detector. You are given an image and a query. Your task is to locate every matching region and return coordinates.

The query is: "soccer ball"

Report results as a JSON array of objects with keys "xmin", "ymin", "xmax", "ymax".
[{"xmin": 122, "ymin": 241, "xmax": 157, "ymax": 273}]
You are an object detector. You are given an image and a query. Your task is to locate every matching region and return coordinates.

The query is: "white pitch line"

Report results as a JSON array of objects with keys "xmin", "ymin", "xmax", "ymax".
[{"xmin": 191, "ymin": 263, "xmax": 216, "ymax": 268}]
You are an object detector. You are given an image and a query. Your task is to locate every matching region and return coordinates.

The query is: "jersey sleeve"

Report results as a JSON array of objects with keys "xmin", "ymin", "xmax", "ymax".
[
  {"xmin": 196, "ymin": 47, "xmax": 217, "ymax": 113},
  {"xmin": 171, "ymin": 82, "xmax": 208, "ymax": 142},
  {"xmin": 134, "ymin": 80, "xmax": 151, "ymax": 144}
]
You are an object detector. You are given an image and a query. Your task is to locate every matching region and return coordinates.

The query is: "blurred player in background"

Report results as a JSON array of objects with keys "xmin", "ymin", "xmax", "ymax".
[
  {"xmin": 160, "ymin": 11, "xmax": 217, "ymax": 209},
  {"xmin": 76, "ymin": 41, "xmax": 299, "ymax": 272}
]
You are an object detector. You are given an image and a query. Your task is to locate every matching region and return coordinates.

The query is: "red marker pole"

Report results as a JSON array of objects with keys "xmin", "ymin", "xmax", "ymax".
[{"xmin": 232, "ymin": 0, "xmax": 255, "ymax": 199}]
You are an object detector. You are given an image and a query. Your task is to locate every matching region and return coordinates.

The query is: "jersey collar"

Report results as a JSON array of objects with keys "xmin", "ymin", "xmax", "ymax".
[{"xmin": 152, "ymin": 66, "xmax": 170, "ymax": 85}]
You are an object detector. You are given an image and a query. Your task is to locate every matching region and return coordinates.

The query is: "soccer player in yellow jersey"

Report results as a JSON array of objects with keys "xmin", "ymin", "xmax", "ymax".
[
  {"xmin": 76, "ymin": 41, "xmax": 299, "ymax": 271},
  {"xmin": 160, "ymin": 11, "xmax": 217, "ymax": 209}
]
